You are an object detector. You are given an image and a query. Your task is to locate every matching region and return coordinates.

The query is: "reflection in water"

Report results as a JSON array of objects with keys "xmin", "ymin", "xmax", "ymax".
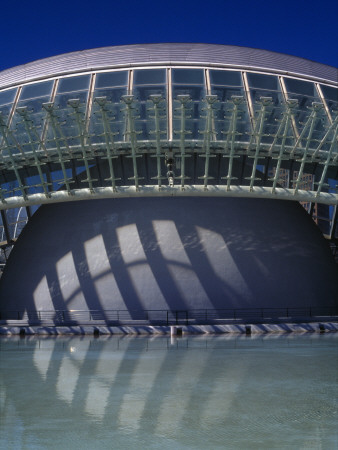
[{"xmin": 1, "ymin": 334, "xmax": 337, "ymax": 449}]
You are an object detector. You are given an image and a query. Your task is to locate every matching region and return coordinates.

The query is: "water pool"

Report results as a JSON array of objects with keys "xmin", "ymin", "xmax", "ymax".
[{"xmin": 1, "ymin": 334, "xmax": 337, "ymax": 449}]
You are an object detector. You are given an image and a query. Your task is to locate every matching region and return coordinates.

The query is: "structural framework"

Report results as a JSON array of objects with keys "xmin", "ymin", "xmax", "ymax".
[{"xmin": 0, "ymin": 44, "xmax": 337, "ymax": 322}]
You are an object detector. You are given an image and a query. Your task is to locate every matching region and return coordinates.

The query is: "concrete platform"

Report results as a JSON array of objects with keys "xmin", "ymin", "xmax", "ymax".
[{"xmin": 1, "ymin": 322, "xmax": 338, "ymax": 335}]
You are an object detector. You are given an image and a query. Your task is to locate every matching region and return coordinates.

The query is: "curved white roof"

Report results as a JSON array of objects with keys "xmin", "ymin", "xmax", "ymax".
[{"xmin": 0, "ymin": 43, "xmax": 337, "ymax": 89}]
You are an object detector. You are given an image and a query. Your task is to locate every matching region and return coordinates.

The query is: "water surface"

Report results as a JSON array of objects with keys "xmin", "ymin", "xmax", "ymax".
[{"xmin": 1, "ymin": 334, "xmax": 337, "ymax": 449}]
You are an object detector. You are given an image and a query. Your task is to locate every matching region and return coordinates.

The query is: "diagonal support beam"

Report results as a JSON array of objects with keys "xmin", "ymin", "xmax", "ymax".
[
  {"xmin": 316, "ymin": 121, "xmax": 338, "ymax": 197},
  {"xmin": 68, "ymin": 99, "xmax": 97, "ymax": 192},
  {"xmin": 42, "ymin": 103, "xmax": 74, "ymax": 195},
  {"xmin": 270, "ymin": 99, "xmax": 297, "ymax": 194},
  {"xmin": 0, "ymin": 113, "xmax": 28, "ymax": 200},
  {"xmin": 294, "ymin": 103, "xmax": 323, "ymax": 194},
  {"xmin": 16, "ymin": 107, "xmax": 50, "ymax": 198}
]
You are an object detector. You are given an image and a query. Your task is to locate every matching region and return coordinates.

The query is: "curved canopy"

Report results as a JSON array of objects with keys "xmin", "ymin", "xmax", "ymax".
[{"xmin": 0, "ymin": 44, "xmax": 337, "ymax": 212}]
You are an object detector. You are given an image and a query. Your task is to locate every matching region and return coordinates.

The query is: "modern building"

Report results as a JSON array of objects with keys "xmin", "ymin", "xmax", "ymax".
[{"xmin": 0, "ymin": 44, "xmax": 337, "ymax": 322}]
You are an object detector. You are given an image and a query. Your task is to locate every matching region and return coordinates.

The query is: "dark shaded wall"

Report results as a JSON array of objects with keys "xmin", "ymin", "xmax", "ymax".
[{"xmin": 0, "ymin": 197, "xmax": 337, "ymax": 313}]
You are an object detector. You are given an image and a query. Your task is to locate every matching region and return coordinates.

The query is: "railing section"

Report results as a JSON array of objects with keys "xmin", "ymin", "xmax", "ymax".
[{"xmin": 0, "ymin": 307, "xmax": 337, "ymax": 325}]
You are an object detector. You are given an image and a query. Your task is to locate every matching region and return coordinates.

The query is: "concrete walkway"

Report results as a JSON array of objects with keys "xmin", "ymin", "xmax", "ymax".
[{"xmin": 1, "ymin": 321, "xmax": 338, "ymax": 335}]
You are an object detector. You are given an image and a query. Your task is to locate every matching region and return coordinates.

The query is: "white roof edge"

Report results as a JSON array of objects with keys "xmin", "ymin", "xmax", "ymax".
[{"xmin": 0, "ymin": 43, "xmax": 337, "ymax": 89}]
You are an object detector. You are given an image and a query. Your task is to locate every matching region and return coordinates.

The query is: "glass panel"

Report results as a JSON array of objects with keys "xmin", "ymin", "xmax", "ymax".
[
  {"xmin": 247, "ymin": 73, "xmax": 279, "ymax": 91},
  {"xmin": 290, "ymin": 97, "xmax": 327, "ymax": 149},
  {"xmin": 0, "ymin": 88, "xmax": 17, "ymax": 105},
  {"xmin": 249, "ymin": 81, "xmax": 284, "ymax": 144},
  {"xmin": 172, "ymin": 69, "xmax": 205, "ymax": 140},
  {"xmin": 284, "ymin": 78, "xmax": 316, "ymax": 96},
  {"xmin": 209, "ymin": 70, "xmax": 242, "ymax": 86},
  {"xmin": 320, "ymin": 85, "xmax": 338, "ymax": 102},
  {"xmin": 93, "ymin": 87, "xmax": 127, "ymax": 103},
  {"xmin": 250, "ymin": 89, "xmax": 282, "ymax": 105},
  {"xmin": 134, "ymin": 101, "xmax": 167, "ymax": 141},
  {"xmin": 57, "ymin": 75, "xmax": 90, "ymax": 93},
  {"xmin": 0, "ymin": 88, "xmax": 17, "ymax": 117},
  {"xmin": 283, "ymin": 79, "xmax": 323, "ymax": 145},
  {"xmin": 209, "ymin": 85, "xmax": 250, "ymax": 142},
  {"xmin": 16, "ymin": 96, "xmax": 51, "ymax": 113},
  {"xmin": 172, "ymin": 69, "xmax": 204, "ymax": 84},
  {"xmin": 172, "ymin": 100, "xmax": 205, "ymax": 140},
  {"xmin": 132, "ymin": 75, "xmax": 167, "ymax": 140},
  {"xmin": 48, "ymin": 92, "xmax": 89, "ymax": 149},
  {"xmin": 54, "ymin": 91, "xmax": 88, "ymax": 109},
  {"xmin": 320, "ymin": 84, "xmax": 338, "ymax": 113},
  {"xmin": 95, "ymin": 71, "xmax": 128, "ymax": 88},
  {"xmin": 11, "ymin": 86, "xmax": 53, "ymax": 153},
  {"xmin": 211, "ymin": 87, "xmax": 243, "ymax": 102},
  {"xmin": 133, "ymin": 69, "xmax": 166, "ymax": 85},
  {"xmin": 90, "ymin": 101, "xmax": 126, "ymax": 144},
  {"xmin": 91, "ymin": 77, "xmax": 128, "ymax": 144},
  {"xmin": 133, "ymin": 86, "xmax": 166, "ymax": 101},
  {"xmin": 20, "ymin": 81, "xmax": 53, "ymax": 100},
  {"xmin": 172, "ymin": 85, "xmax": 205, "ymax": 101}
]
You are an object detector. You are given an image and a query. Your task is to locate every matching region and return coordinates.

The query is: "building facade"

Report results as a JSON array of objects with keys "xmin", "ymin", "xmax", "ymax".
[{"xmin": 0, "ymin": 44, "xmax": 337, "ymax": 321}]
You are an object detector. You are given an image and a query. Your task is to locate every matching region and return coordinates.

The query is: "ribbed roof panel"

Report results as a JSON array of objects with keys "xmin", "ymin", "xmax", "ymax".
[{"xmin": 0, "ymin": 43, "xmax": 337, "ymax": 89}]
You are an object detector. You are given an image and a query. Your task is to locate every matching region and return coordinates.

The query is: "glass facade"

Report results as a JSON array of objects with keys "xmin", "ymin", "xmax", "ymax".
[{"xmin": 0, "ymin": 57, "xmax": 337, "ymax": 263}]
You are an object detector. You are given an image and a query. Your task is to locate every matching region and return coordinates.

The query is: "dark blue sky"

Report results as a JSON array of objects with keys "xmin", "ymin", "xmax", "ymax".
[{"xmin": 1, "ymin": 0, "xmax": 337, "ymax": 71}]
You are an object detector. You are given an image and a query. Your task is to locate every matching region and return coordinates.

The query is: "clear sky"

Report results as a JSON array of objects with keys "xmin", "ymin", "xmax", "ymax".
[{"xmin": 1, "ymin": 0, "xmax": 337, "ymax": 71}]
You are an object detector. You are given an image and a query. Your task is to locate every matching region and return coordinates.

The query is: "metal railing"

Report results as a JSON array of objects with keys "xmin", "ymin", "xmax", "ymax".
[{"xmin": 0, "ymin": 307, "xmax": 337, "ymax": 325}]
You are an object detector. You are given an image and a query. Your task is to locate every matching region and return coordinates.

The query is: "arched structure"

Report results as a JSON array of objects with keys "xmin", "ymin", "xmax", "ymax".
[{"xmin": 0, "ymin": 44, "xmax": 337, "ymax": 321}]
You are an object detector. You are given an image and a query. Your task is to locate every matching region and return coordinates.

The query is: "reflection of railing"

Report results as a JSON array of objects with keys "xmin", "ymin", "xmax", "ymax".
[{"xmin": 1, "ymin": 307, "xmax": 337, "ymax": 324}]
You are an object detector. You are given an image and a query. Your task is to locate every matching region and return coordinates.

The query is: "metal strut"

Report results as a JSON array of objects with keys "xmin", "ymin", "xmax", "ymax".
[
  {"xmin": 199, "ymin": 95, "xmax": 217, "ymax": 189},
  {"xmin": 0, "ymin": 113, "xmax": 28, "ymax": 200},
  {"xmin": 222, "ymin": 96, "xmax": 244, "ymax": 191},
  {"xmin": 68, "ymin": 99, "xmax": 97, "ymax": 192},
  {"xmin": 247, "ymin": 97, "xmax": 273, "ymax": 191},
  {"xmin": 315, "ymin": 118, "xmax": 338, "ymax": 197},
  {"xmin": 149, "ymin": 95, "xmax": 167, "ymax": 189},
  {"xmin": 121, "ymin": 95, "xmax": 143, "ymax": 190},
  {"xmin": 42, "ymin": 103, "xmax": 74, "ymax": 195},
  {"xmin": 293, "ymin": 103, "xmax": 323, "ymax": 194},
  {"xmin": 16, "ymin": 107, "xmax": 51, "ymax": 198},
  {"xmin": 176, "ymin": 95, "xmax": 191, "ymax": 189},
  {"xmin": 270, "ymin": 99, "xmax": 297, "ymax": 194},
  {"xmin": 94, "ymin": 97, "xmax": 120, "ymax": 191}
]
